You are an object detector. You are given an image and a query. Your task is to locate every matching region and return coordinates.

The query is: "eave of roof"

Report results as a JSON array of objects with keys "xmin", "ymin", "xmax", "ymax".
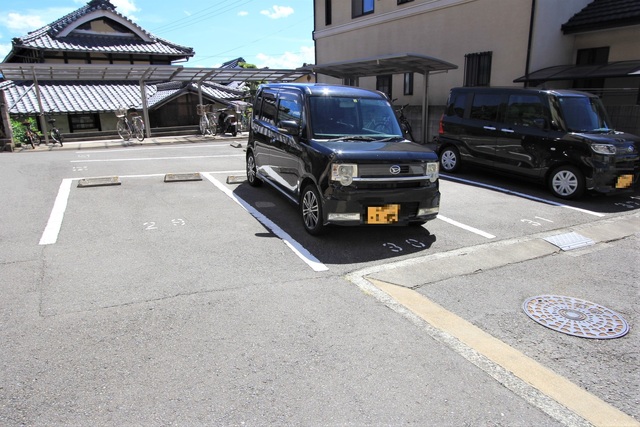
[
  {"xmin": 562, "ymin": 0, "xmax": 640, "ymax": 34},
  {"xmin": 304, "ymin": 53, "xmax": 457, "ymax": 78},
  {"xmin": 514, "ymin": 60, "xmax": 640, "ymax": 83}
]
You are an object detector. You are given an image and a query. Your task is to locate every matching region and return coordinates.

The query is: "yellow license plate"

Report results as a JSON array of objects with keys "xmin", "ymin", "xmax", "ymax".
[
  {"xmin": 616, "ymin": 174, "xmax": 633, "ymax": 189},
  {"xmin": 367, "ymin": 204, "xmax": 399, "ymax": 224}
]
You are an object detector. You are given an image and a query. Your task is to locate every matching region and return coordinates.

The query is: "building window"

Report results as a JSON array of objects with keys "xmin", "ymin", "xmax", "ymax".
[
  {"xmin": 464, "ymin": 51, "xmax": 492, "ymax": 87},
  {"xmin": 404, "ymin": 72, "xmax": 414, "ymax": 95},
  {"xmin": 325, "ymin": 0, "xmax": 332, "ymax": 25},
  {"xmin": 574, "ymin": 46, "xmax": 609, "ymax": 89},
  {"xmin": 344, "ymin": 77, "xmax": 357, "ymax": 86},
  {"xmin": 69, "ymin": 113, "xmax": 100, "ymax": 132},
  {"xmin": 398, "ymin": 0, "xmax": 414, "ymax": 4},
  {"xmin": 352, "ymin": 0, "xmax": 374, "ymax": 18},
  {"xmin": 376, "ymin": 75, "xmax": 392, "ymax": 99}
]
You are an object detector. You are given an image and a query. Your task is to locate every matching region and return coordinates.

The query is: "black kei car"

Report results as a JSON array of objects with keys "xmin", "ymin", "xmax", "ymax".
[
  {"xmin": 436, "ymin": 87, "xmax": 639, "ymax": 199},
  {"xmin": 246, "ymin": 83, "xmax": 440, "ymax": 235}
]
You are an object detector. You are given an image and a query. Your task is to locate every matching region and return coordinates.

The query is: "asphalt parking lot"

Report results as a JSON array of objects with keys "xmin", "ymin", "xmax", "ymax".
[{"xmin": 1, "ymin": 135, "xmax": 638, "ymax": 426}]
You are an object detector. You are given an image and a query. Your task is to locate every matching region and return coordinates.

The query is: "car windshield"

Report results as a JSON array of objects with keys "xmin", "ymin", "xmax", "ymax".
[
  {"xmin": 555, "ymin": 95, "xmax": 613, "ymax": 133},
  {"xmin": 309, "ymin": 96, "xmax": 403, "ymax": 140}
]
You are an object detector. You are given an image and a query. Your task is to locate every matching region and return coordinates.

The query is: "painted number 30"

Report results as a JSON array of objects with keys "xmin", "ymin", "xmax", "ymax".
[{"xmin": 383, "ymin": 239, "xmax": 426, "ymax": 253}]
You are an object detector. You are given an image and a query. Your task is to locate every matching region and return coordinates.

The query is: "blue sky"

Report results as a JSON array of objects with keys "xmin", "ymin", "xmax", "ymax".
[{"xmin": 0, "ymin": 0, "xmax": 316, "ymax": 69}]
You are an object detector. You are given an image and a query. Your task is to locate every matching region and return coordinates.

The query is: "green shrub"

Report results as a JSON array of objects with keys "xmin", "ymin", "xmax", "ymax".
[{"xmin": 10, "ymin": 117, "xmax": 41, "ymax": 146}]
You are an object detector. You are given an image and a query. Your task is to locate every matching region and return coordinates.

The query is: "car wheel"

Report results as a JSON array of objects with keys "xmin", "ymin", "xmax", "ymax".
[
  {"xmin": 301, "ymin": 184, "xmax": 325, "ymax": 235},
  {"xmin": 246, "ymin": 151, "xmax": 262, "ymax": 187},
  {"xmin": 548, "ymin": 165, "xmax": 584, "ymax": 199},
  {"xmin": 439, "ymin": 146, "xmax": 460, "ymax": 172}
]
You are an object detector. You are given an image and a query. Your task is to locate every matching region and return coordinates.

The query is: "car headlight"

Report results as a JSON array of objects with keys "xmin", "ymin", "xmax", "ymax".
[
  {"xmin": 591, "ymin": 144, "xmax": 616, "ymax": 155},
  {"xmin": 426, "ymin": 162, "xmax": 439, "ymax": 182},
  {"xmin": 331, "ymin": 163, "xmax": 358, "ymax": 186}
]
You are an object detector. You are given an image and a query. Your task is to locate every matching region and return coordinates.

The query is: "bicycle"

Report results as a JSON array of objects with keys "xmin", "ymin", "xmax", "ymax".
[
  {"xmin": 45, "ymin": 112, "xmax": 63, "ymax": 146},
  {"xmin": 396, "ymin": 103, "xmax": 416, "ymax": 141},
  {"xmin": 20, "ymin": 120, "xmax": 41, "ymax": 149},
  {"xmin": 197, "ymin": 104, "xmax": 218, "ymax": 136},
  {"xmin": 115, "ymin": 107, "xmax": 145, "ymax": 142}
]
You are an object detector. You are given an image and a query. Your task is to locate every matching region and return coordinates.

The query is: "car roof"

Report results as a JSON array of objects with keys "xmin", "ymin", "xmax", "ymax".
[
  {"xmin": 259, "ymin": 83, "xmax": 388, "ymax": 98},
  {"xmin": 450, "ymin": 86, "xmax": 597, "ymax": 98}
]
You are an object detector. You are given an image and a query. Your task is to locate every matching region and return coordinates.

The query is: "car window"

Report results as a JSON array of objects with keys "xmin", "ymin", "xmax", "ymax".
[
  {"xmin": 504, "ymin": 95, "xmax": 546, "ymax": 127},
  {"xmin": 556, "ymin": 96, "xmax": 612, "ymax": 132},
  {"xmin": 277, "ymin": 92, "xmax": 302, "ymax": 125},
  {"xmin": 469, "ymin": 94, "xmax": 501, "ymax": 122},
  {"xmin": 310, "ymin": 96, "xmax": 401, "ymax": 138},
  {"xmin": 259, "ymin": 91, "xmax": 278, "ymax": 125},
  {"xmin": 446, "ymin": 92, "xmax": 467, "ymax": 118}
]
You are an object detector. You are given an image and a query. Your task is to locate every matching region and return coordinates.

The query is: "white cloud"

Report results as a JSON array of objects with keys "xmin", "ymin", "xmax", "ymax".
[
  {"xmin": 0, "ymin": 43, "xmax": 12, "ymax": 59},
  {"xmin": 111, "ymin": 0, "xmax": 140, "ymax": 20},
  {"xmin": 238, "ymin": 11, "xmax": 249, "ymax": 17},
  {"xmin": 260, "ymin": 5, "xmax": 294, "ymax": 19},
  {"xmin": 0, "ymin": 12, "xmax": 47, "ymax": 32},
  {"xmin": 256, "ymin": 45, "xmax": 315, "ymax": 69}
]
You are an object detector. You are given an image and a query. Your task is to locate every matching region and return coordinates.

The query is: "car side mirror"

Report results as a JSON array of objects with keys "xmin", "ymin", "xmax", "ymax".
[
  {"xmin": 533, "ymin": 118, "xmax": 548, "ymax": 130},
  {"xmin": 278, "ymin": 120, "xmax": 300, "ymax": 136}
]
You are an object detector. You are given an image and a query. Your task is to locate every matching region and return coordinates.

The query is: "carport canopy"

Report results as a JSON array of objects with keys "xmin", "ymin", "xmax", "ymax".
[
  {"xmin": 0, "ymin": 63, "xmax": 310, "ymax": 139},
  {"xmin": 304, "ymin": 53, "xmax": 458, "ymax": 143}
]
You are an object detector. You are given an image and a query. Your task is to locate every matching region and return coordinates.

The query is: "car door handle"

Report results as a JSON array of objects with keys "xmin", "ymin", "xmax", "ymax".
[
  {"xmin": 483, "ymin": 126, "xmax": 496, "ymax": 131},
  {"xmin": 501, "ymin": 128, "xmax": 515, "ymax": 133}
]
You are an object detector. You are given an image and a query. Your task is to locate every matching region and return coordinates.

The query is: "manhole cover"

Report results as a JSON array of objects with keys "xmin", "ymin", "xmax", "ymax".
[
  {"xmin": 543, "ymin": 232, "xmax": 594, "ymax": 251},
  {"xmin": 523, "ymin": 295, "xmax": 629, "ymax": 339}
]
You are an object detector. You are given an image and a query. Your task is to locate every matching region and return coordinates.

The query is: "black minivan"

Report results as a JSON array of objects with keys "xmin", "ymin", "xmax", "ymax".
[
  {"xmin": 437, "ymin": 87, "xmax": 639, "ymax": 199},
  {"xmin": 246, "ymin": 83, "xmax": 440, "ymax": 235}
]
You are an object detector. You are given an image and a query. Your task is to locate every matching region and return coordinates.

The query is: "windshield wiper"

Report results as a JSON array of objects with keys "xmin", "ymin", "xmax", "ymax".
[
  {"xmin": 377, "ymin": 136, "xmax": 405, "ymax": 142},
  {"xmin": 325, "ymin": 135, "xmax": 377, "ymax": 142}
]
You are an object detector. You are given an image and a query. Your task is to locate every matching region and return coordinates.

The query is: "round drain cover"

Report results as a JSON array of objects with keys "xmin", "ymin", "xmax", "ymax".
[{"xmin": 523, "ymin": 295, "xmax": 629, "ymax": 339}]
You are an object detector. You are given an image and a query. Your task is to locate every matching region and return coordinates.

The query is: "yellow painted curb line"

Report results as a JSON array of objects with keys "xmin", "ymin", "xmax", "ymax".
[{"xmin": 369, "ymin": 278, "xmax": 639, "ymax": 427}]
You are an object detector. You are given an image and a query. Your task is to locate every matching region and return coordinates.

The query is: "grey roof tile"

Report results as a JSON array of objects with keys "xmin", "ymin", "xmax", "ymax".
[
  {"xmin": 562, "ymin": 0, "xmax": 640, "ymax": 34},
  {"xmin": 10, "ymin": 0, "xmax": 193, "ymax": 58},
  {"xmin": 3, "ymin": 80, "xmax": 244, "ymax": 115}
]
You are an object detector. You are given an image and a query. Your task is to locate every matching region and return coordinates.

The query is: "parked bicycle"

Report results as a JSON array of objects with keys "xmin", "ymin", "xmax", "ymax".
[
  {"xmin": 395, "ymin": 103, "xmax": 416, "ymax": 142},
  {"xmin": 197, "ymin": 104, "xmax": 218, "ymax": 136},
  {"xmin": 115, "ymin": 107, "xmax": 145, "ymax": 142},
  {"xmin": 20, "ymin": 119, "xmax": 41, "ymax": 149},
  {"xmin": 45, "ymin": 112, "xmax": 63, "ymax": 146}
]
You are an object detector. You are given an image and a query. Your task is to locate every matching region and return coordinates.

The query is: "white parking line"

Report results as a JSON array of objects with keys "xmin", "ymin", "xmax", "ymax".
[
  {"xmin": 202, "ymin": 173, "xmax": 329, "ymax": 272},
  {"xmin": 437, "ymin": 215, "xmax": 496, "ymax": 239},
  {"xmin": 39, "ymin": 179, "xmax": 73, "ymax": 245},
  {"xmin": 441, "ymin": 174, "xmax": 606, "ymax": 217},
  {"xmin": 70, "ymin": 154, "xmax": 244, "ymax": 163}
]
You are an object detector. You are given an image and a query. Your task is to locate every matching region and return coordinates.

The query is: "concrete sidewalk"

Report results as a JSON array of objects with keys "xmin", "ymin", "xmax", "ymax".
[{"xmin": 8, "ymin": 133, "xmax": 249, "ymax": 152}]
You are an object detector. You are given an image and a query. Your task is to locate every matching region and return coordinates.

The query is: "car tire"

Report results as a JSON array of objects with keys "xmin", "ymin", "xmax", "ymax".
[
  {"xmin": 548, "ymin": 165, "xmax": 585, "ymax": 199},
  {"xmin": 301, "ymin": 184, "xmax": 325, "ymax": 235},
  {"xmin": 246, "ymin": 151, "xmax": 262, "ymax": 187},
  {"xmin": 439, "ymin": 146, "xmax": 460, "ymax": 172}
]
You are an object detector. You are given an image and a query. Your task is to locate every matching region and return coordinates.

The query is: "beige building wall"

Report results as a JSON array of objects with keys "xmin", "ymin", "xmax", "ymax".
[{"xmin": 314, "ymin": 0, "xmax": 593, "ymax": 104}]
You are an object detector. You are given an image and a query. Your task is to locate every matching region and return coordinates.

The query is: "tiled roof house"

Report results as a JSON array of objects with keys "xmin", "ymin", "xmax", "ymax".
[{"xmin": 0, "ymin": 0, "xmax": 247, "ymax": 140}]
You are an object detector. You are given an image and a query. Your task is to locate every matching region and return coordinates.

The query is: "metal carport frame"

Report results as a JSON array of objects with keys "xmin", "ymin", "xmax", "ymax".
[
  {"xmin": 0, "ymin": 63, "xmax": 310, "ymax": 139},
  {"xmin": 303, "ymin": 53, "xmax": 458, "ymax": 143}
]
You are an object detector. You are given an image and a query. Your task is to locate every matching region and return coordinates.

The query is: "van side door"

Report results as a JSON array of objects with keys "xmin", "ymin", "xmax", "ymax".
[
  {"xmin": 462, "ymin": 92, "xmax": 504, "ymax": 167},
  {"xmin": 270, "ymin": 90, "xmax": 304, "ymax": 193},
  {"xmin": 252, "ymin": 89, "xmax": 279, "ymax": 180},
  {"xmin": 495, "ymin": 94, "xmax": 554, "ymax": 178}
]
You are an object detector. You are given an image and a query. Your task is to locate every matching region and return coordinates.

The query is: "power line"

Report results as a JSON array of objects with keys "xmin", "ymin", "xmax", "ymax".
[
  {"xmin": 188, "ymin": 15, "xmax": 314, "ymax": 65},
  {"xmin": 150, "ymin": 0, "xmax": 257, "ymax": 35}
]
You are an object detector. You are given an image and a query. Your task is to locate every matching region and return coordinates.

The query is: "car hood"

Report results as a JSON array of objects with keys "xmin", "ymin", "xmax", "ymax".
[
  {"xmin": 567, "ymin": 131, "xmax": 639, "ymax": 156},
  {"xmin": 311, "ymin": 139, "xmax": 438, "ymax": 161}
]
